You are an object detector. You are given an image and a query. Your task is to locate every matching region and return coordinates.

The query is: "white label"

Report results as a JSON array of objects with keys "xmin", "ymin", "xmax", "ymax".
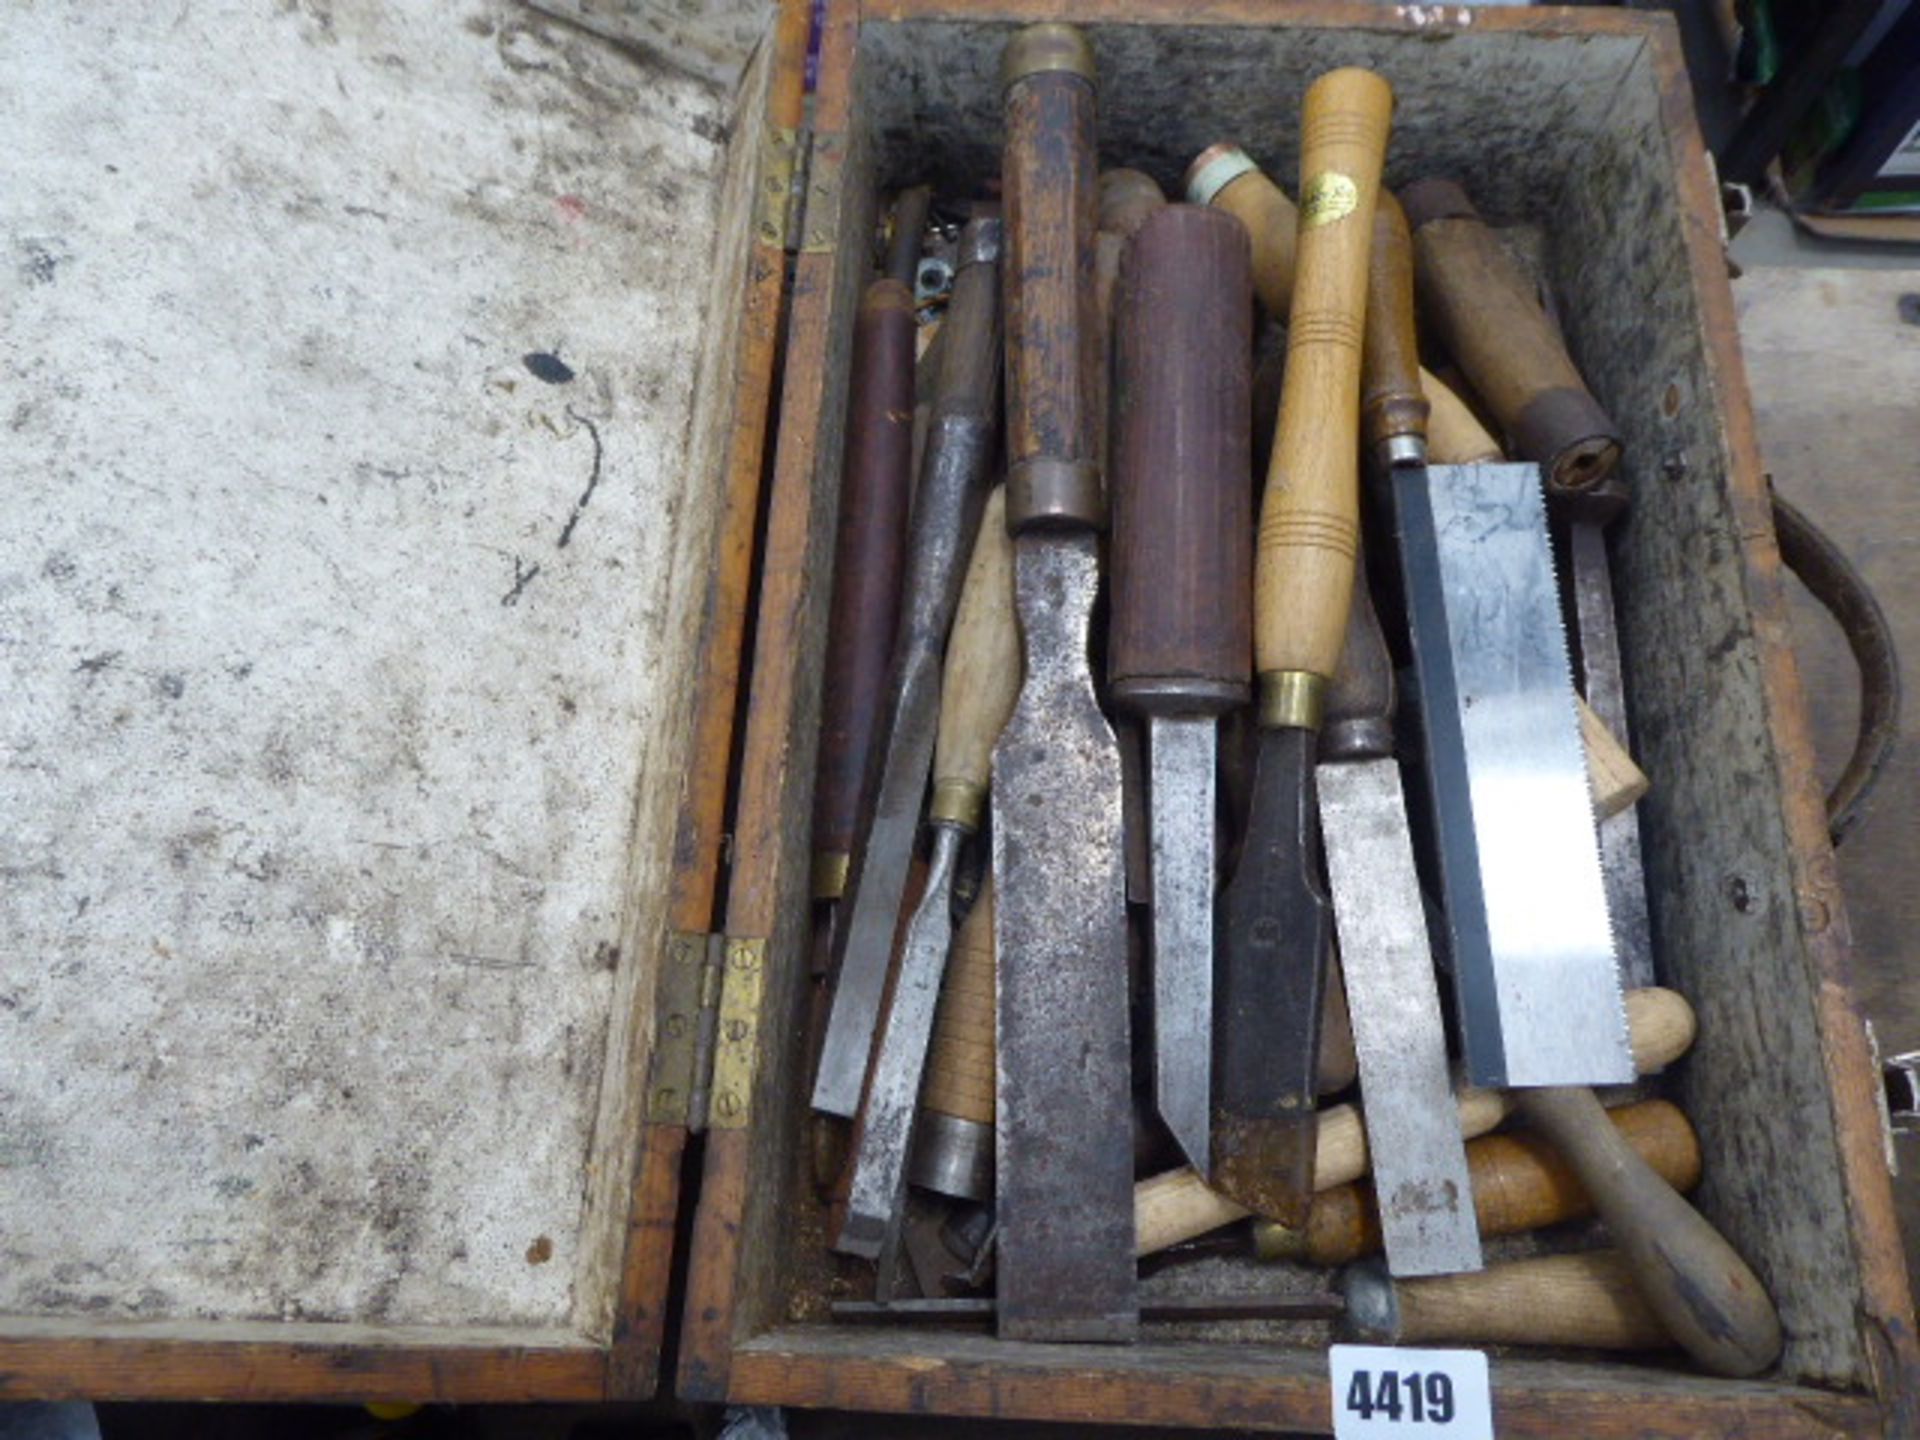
[{"xmin": 1330, "ymin": 1345, "xmax": 1493, "ymax": 1440}]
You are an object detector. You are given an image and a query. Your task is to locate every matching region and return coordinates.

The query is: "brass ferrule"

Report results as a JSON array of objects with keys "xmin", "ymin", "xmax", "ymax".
[
  {"xmin": 928, "ymin": 779, "xmax": 986, "ymax": 832},
  {"xmin": 1000, "ymin": 23, "xmax": 1096, "ymax": 94},
  {"xmin": 1183, "ymin": 142, "xmax": 1256, "ymax": 207},
  {"xmin": 811, "ymin": 850, "xmax": 851, "ymax": 902},
  {"xmin": 1258, "ymin": 670, "xmax": 1326, "ymax": 731},
  {"xmin": 1007, "ymin": 457, "xmax": 1105, "ymax": 532}
]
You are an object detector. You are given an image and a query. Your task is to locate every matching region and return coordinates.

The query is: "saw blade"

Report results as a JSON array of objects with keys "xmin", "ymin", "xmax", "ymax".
[{"xmin": 1394, "ymin": 461, "xmax": 1633, "ymax": 1089}]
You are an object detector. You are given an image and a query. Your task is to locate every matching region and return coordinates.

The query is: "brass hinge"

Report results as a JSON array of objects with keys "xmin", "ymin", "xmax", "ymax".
[
  {"xmin": 798, "ymin": 128, "xmax": 843, "ymax": 256},
  {"xmin": 644, "ymin": 931, "xmax": 764, "ymax": 1133},
  {"xmin": 755, "ymin": 124, "xmax": 808, "ymax": 252}
]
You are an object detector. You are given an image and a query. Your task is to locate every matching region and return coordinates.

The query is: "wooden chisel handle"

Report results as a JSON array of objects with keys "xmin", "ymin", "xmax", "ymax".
[
  {"xmin": 1344, "ymin": 1250, "xmax": 1672, "ymax": 1353},
  {"xmin": 921, "ymin": 877, "xmax": 997, "ymax": 1132},
  {"xmin": 1109, "ymin": 205, "xmax": 1253, "ymax": 716},
  {"xmin": 930, "ymin": 486, "xmax": 1019, "ymax": 831},
  {"xmin": 1421, "ymin": 370, "xmax": 1503, "ymax": 465},
  {"xmin": 1517, "ymin": 1085, "xmax": 1782, "ymax": 1376},
  {"xmin": 1399, "ymin": 178, "xmax": 1622, "ymax": 496},
  {"xmin": 1255, "ymin": 69, "xmax": 1391, "ymax": 722},
  {"xmin": 1003, "ymin": 24, "xmax": 1102, "ymax": 533},
  {"xmin": 1360, "ymin": 192, "xmax": 1429, "ymax": 471},
  {"xmin": 1133, "ymin": 986, "xmax": 1696, "ymax": 1255},
  {"xmin": 1098, "ymin": 168, "xmax": 1168, "ymax": 241},
  {"xmin": 1257, "ymin": 1099, "xmax": 1700, "ymax": 1266},
  {"xmin": 811, "ymin": 278, "xmax": 917, "ymax": 898}
]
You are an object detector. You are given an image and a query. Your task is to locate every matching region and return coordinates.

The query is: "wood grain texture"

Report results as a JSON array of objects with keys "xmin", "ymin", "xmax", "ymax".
[
  {"xmin": 1382, "ymin": 1251, "xmax": 1673, "ymax": 1353},
  {"xmin": 1422, "ymin": 368, "xmax": 1504, "ymax": 464},
  {"xmin": 921, "ymin": 877, "xmax": 996, "ymax": 1126},
  {"xmin": 1361, "ymin": 191, "xmax": 1428, "ymax": 463},
  {"xmin": 1256, "ymin": 67, "xmax": 1392, "ymax": 688},
  {"xmin": 1580, "ymin": 693, "xmax": 1651, "ymax": 820},
  {"xmin": 1211, "ymin": 165, "xmax": 1301, "ymax": 318},
  {"xmin": 931, "ymin": 486, "xmax": 1019, "ymax": 824}
]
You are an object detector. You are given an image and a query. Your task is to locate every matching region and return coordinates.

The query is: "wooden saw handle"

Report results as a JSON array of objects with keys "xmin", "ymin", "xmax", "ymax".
[
  {"xmin": 930, "ymin": 486, "xmax": 1020, "ymax": 831},
  {"xmin": 1345, "ymin": 1250, "xmax": 1672, "ymax": 1353},
  {"xmin": 1258, "ymin": 1099, "xmax": 1700, "ymax": 1267},
  {"xmin": 1399, "ymin": 178, "xmax": 1622, "ymax": 496},
  {"xmin": 1133, "ymin": 986, "xmax": 1696, "ymax": 1255},
  {"xmin": 1256, "ymin": 68, "xmax": 1393, "ymax": 713},
  {"xmin": 1517, "ymin": 1085, "xmax": 1782, "ymax": 1376}
]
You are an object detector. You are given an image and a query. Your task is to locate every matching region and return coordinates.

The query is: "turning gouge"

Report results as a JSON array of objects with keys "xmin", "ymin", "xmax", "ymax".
[
  {"xmin": 1109, "ymin": 204, "xmax": 1253, "ymax": 1178},
  {"xmin": 1214, "ymin": 66, "xmax": 1392, "ymax": 1229},
  {"xmin": 1254, "ymin": 1098, "xmax": 1701, "ymax": 1267},
  {"xmin": 1133, "ymin": 986, "xmax": 1696, "ymax": 1257},
  {"xmin": 837, "ymin": 487, "xmax": 1019, "ymax": 1257},
  {"xmin": 811, "ymin": 217, "xmax": 1002, "ymax": 1121},
  {"xmin": 1342, "ymin": 1250, "xmax": 1671, "ymax": 1353},
  {"xmin": 993, "ymin": 22, "xmax": 1136, "ymax": 1342}
]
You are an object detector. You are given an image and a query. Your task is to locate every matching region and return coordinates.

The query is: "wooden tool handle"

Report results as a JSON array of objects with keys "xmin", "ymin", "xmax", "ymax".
[
  {"xmin": 1109, "ymin": 204, "xmax": 1253, "ymax": 716},
  {"xmin": 931, "ymin": 487, "xmax": 1020, "ymax": 830},
  {"xmin": 1421, "ymin": 369, "xmax": 1503, "ymax": 465},
  {"xmin": 1517, "ymin": 1085, "xmax": 1782, "ymax": 1376},
  {"xmin": 1255, "ymin": 68, "xmax": 1392, "ymax": 713},
  {"xmin": 1002, "ymin": 24, "xmax": 1103, "ymax": 533},
  {"xmin": 1133, "ymin": 987, "xmax": 1696, "ymax": 1255},
  {"xmin": 1399, "ymin": 178, "xmax": 1622, "ymax": 496},
  {"xmin": 1190, "ymin": 148, "xmax": 1301, "ymax": 318},
  {"xmin": 1579, "ymin": 693, "xmax": 1649, "ymax": 819},
  {"xmin": 1317, "ymin": 946, "xmax": 1358, "ymax": 1095},
  {"xmin": 1098, "ymin": 168, "xmax": 1168, "ymax": 241},
  {"xmin": 1361, "ymin": 192, "xmax": 1429, "ymax": 470},
  {"xmin": 1094, "ymin": 171, "xmax": 1165, "ymax": 486},
  {"xmin": 1261, "ymin": 1099, "xmax": 1700, "ymax": 1266},
  {"xmin": 885, "ymin": 185, "xmax": 933, "ymax": 287},
  {"xmin": 921, "ymin": 877, "xmax": 996, "ymax": 1126},
  {"xmin": 1321, "ymin": 561, "xmax": 1396, "ymax": 761},
  {"xmin": 811, "ymin": 278, "xmax": 918, "ymax": 897},
  {"xmin": 1346, "ymin": 1251, "xmax": 1672, "ymax": 1352}
]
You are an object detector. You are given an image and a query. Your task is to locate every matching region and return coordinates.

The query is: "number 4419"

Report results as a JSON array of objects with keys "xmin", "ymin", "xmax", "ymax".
[{"xmin": 1345, "ymin": 1368, "xmax": 1456, "ymax": 1425}]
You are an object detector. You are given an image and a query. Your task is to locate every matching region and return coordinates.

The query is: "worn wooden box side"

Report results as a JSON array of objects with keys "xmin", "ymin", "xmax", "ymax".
[
  {"xmin": 683, "ymin": 1, "xmax": 1915, "ymax": 1434},
  {"xmin": 0, "ymin": 0, "xmax": 799, "ymax": 1404}
]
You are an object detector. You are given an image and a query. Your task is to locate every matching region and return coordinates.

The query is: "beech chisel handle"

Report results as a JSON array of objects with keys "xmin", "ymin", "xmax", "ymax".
[
  {"xmin": 1344, "ymin": 1250, "xmax": 1672, "ymax": 1353},
  {"xmin": 1003, "ymin": 25, "xmax": 1103, "ymax": 533},
  {"xmin": 1256, "ymin": 69, "xmax": 1392, "ymax": 724},
  {"xmin": 1256, "ymin": 1099, "xmax": 1701, "ymax": 1267},
  {"xmin": 811, "ymin": 278, "xmax": 917, "ymax": 898},
  {"xmin": 1360, "ymin": 192, "xmax": 1429, "ymax": 471},
  {"xmin": 1109, "ymin": 205, "xmax": 1253, "ymax": 716},
  {"xmin": 1399, "ymin": 178, "xmax": 1622, "ymax": 496},
  {"xmin": 1421, "ymin": 370, "xmax": 1503, "ymax": 465},
  {"xmin": 1133, "ymin": 986, "xmax": 1696, "ymax": 1255},
  {"xmin": 930, "ymin": 485, "xmax": 1020, "ymax": 832},
  {"xmin": 1517, "ymin": 1085, "xmax": 1782, "ymax": 1376}
]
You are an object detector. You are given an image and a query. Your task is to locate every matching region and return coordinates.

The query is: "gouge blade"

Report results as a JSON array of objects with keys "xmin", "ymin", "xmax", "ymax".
[
  {"xmin": 837, "ymin": 826, "xmax": 963, "ymax": 1258},
  {"xmin": 1394, "ymin": 461, "xmax": 1633, "ymax": 1088},
  {"xmin": 1212, "ymin": 725, "xmax": 1328, "ymax": 1228},
  {"xmin": 1570, "ymin": 520, "xmax": 1657, "ymax": 990},
  {"xmin": 1318, "ymin": 758, "xmax": 1481, "ymax": 1277},
  {"xmin": 1147, "ymin": 713, "xmax": 1215, "ymax": 1176},
  {"xmin": 992, "ymin": 532, "xmax": 1136, "ymax": 1343}
]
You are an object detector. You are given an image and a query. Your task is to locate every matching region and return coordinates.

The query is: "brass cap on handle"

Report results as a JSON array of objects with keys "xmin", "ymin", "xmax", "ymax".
[{"xmin": 1000, "ymin": 22, "xmax": 1095, "ymax": 93}]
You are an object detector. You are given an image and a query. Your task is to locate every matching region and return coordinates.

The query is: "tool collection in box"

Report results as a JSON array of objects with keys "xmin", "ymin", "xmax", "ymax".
[{"xmin": 802, "ymin": 20, "xmax": 1782, "ymax": 1380}]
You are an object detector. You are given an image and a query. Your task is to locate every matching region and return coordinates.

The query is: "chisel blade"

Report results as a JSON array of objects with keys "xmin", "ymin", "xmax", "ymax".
[
  {"xmin": 1318, "ymin": 758, "xmax": 1481, "ymax": 1277},
  {"xmin": 1570, "ymin": 520, "xmax": 1657, "ymax": 991},
  {"xmin": 1394, "ymin": 461, "xmax": 1633, "ymax": 1088},
  {"xmin": 1147, "ymin": 713, "xmax": 1215, "ymax": 1176},
  {"xmin": 992, "ymin": 532, "xmax": 1136, "ymax": 1343},
  {"xmin": 1212, "ymin": 725, "xmax": 1328, "ymax": 1227}
]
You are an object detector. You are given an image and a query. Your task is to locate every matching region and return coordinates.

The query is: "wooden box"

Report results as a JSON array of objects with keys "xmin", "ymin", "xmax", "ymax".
[{"xmin": 3, "ymin": 1, "xmax": 1914, "ymax": 1433}]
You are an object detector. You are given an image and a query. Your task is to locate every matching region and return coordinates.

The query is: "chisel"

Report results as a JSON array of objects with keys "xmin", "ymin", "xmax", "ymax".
[
  {"xmin": 811, "ymin": 217, "xmax": 1002, "ymax": 1120},
  {"xmin": 1253, "ymin": 1098, "xmax": 1701, "ymax": 1266},
  {"xmin": 1399, "ymin": 180, "xmax": 1655, "ymax": 990},
  {"xmin": 1133, "ymin": 986, "xmax": 1697, "ymax": 1257},
  {"xmin": 993, "ymin": 22, "xmax": 1136, "ymax": 1342},
  {"xmin": 837, "ymin": 486, "xmax": 1019, "ymax": 1258},
  {"xmin": 1214, "ymin": 66, "xmax": 1392, "ymax": 1229},
  {"xmin": 1109, "ymin": 204, "xmax": 1253, "ymax": 1178}
]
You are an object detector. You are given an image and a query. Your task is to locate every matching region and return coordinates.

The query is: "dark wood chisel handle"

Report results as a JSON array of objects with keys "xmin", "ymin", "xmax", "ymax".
[
  {"xmin": 1398, "ymin": 178, "xmax": 1622, "ymax": 497},
  {"xmin": 1516, "ymin": 1086, "xmax": 1782, "ymax": 1376},
  {"xmin": 1109, "ymin": 205, "xmax": 1253, "ymax": 716},
  {"xmin": 1360, "ymin": 192, "xmax": 1429, "ymax": 472},
  {"xmin": 1003, "ymin": 27, "xmax": 1103, "ymax": 534},
  {"xmin": 1256, "ymin": 68, "xmax": 1392, "ymax": 724},
  {"xmin": 811, "ymin": 277, "xmax": 917, "ymax": 898}
]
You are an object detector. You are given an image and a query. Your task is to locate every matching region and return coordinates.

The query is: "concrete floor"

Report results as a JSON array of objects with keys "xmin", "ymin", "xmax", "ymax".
[{"xmin": 1732, "ymin": 240, "xmax": 1920, "ymax": 1296}]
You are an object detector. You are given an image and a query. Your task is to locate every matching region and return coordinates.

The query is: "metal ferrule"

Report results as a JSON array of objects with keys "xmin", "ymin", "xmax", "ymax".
[
  {"xmin": 811, "ymin": 850, "xmax": 850, "ymax": 901},
  {"xmin": 1377, "ymin": 432, "xmax": 1428, "ymax": 473},
  {"xmin": 999, "ymin": 23, "xmax": 1096, "ymax": 94},
  {"xmin": 1258, "ymin": 670, "xmax": 1326, "ymax": 732},
  {"xmin": 928, "ymin": 779, "xmax": 986, "ymax": 832},
  {"xmin": 1337, "ymin": 1258, "xmax": 1400, "ymax": 1341},
  {"xmin": 1007, "ymin": 457, "xmax": 1104, "ymax": 532},
  {"xmin": 1183, "ymin": 142, "xmax": 1256, "ymax": 207},
  {"xmin": 955, "ymin": 216, "xmax": 1003, "ymax": 271},
  {"xmin": 910, "ymin": 1110, "xmax": 994, "ymax": 1201},
  {"xmin": 1110, "ymin": 675, "xmax": 1247, "ymax": 718},
  {"xmin": 1319, "ymin": 716, "xmax": 1394, "ymax": 763}
]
